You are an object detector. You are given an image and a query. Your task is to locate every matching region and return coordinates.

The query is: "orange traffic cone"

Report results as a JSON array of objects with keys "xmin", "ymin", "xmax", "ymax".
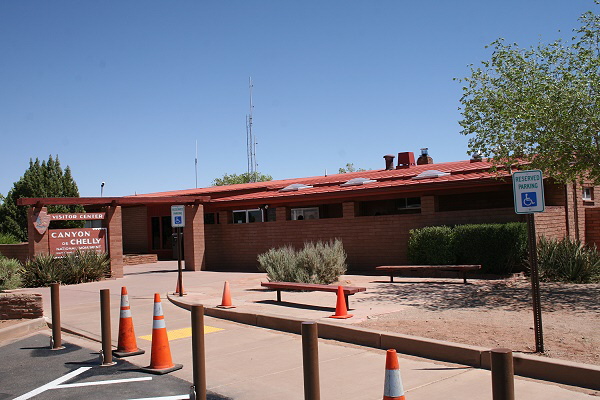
[
  {"xmin": 113, "ymin": 287, "xmax": 145, "ymax": 358},
  {"xmin": 217, "ymin": 281, "xmax": 235, "ymax": 308},
  {"xmin": 140, "ymin": 293, "xmax": 182, "ymax": 374},
  {"xmin": 383, "ymin": 349, "xmax": 406, "ymax": 400},
  {"xmin": 173, "ymin": 279, "xmax": 186, "ymax": 295},
  {"xmin": 329, "ymin": 286, "xmax": 353, "ymax": 319}
]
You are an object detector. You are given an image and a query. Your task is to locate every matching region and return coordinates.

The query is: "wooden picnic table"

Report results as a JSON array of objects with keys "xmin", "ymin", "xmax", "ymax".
[{"xmin": 260, "ymin": 281, "xmax": 366, "ymax": 308}]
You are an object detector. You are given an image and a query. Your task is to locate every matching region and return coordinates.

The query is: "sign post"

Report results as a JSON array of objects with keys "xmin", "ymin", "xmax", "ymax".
[
  {"xmin": 512, "ymin": 170, "xmax": 545, "ymax": 353},
  {"xmin": 171, "ymin": 205, "xmax": 185, "ymax": 297}
]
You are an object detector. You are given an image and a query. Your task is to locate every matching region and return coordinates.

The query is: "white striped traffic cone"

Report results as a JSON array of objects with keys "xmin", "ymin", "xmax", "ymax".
[
  {"xmin": 113, "ymin": 287, "xmax": 145, "ymax": 358},
  {"xmin": 140, "ymin": 293, "xmax": 182, "ymax": 374},
  {"xmin": 383, "ymin": 349, "xmax": 406, "ymax": 400}
]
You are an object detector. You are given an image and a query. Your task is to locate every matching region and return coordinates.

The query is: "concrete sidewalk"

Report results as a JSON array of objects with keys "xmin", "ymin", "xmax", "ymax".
[{"xmin": 10, "ymin": 261, "xmax": 600, "ymax": 399}]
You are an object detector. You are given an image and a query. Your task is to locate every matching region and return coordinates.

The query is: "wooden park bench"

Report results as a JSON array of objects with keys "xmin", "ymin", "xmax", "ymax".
[
  {"xmin": 260, "ymin": 281, "xmax": 367, "ymax": 309},
  {"xmin": 376, "ymin": 265, "xmax": 481, "ymax": 284}
]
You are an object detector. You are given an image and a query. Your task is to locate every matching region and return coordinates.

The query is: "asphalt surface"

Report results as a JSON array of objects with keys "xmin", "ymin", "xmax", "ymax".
[{"xmin": 0, "ymin": 332, "xmax": 230, "ymax": 400}]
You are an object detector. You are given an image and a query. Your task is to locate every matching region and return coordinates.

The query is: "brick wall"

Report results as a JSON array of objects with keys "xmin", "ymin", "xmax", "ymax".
[
  {"xmin": 0, "ymin": 243, "xmax": 29, "ymax": 265},
  {"xmin": 122, "ymin": 206, "xmax": 148, "ymax": 254},
  {"xmin": 0, "ymin": 293, "xmax": 43, "ymax": 319},
  {"xmin": 205, "ymin": 206, "xmax": 521, "ymax": 272},
  {"xmin": 534, "ymin": 206, "xmax": 568, "ymax": 241},
  {"xmin": 586, "ymin": 207, "xmax": 600, "ymax": 248}
]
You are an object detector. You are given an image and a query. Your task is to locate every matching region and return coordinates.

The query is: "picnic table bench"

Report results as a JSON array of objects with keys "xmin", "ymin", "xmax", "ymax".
[
  {"xmin": 260, "ymin": 281, "xmax": 367, "ymax": 308},
  {"xmin": 376, "ymin": 265, "xmax": 481, "ymax": 284}
]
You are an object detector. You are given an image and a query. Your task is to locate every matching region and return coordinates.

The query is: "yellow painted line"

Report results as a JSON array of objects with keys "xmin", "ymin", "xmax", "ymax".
[{"xmin": 139, "ymin": 325, "xmax": 223, "ymax": 341}]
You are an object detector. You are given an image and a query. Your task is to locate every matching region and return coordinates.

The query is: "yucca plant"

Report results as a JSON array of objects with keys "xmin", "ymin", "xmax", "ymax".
[
  {"xmin": 22, "ymin": 253, "xmax": 63, "ymax": 287},
  {"xmin": 536, "ymin": 237, "xmax": 600, "ymax": 283}
]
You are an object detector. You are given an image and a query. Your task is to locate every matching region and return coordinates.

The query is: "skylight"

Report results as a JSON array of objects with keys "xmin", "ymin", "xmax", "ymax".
[
  {"xmin": 340, "ymin": 177, "xmax": 377, "ymax": 187},
  {"xmin": 280, "ymin": 183, "xmax": 314, "ymax": 192},
  {"xmin": 412, "ymin": 170, "xmax": 451, "ymax": 180}
]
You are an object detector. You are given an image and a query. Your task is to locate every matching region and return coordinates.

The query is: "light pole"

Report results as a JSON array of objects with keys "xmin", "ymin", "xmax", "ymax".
[{"xmin": 101, "ymin": 182, "xmax": 105, "ymax": 197}]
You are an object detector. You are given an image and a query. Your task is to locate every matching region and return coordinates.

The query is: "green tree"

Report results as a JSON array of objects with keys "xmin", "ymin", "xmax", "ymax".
[
  {"xmin": 338, "ymin": 163, "xmax": 366, "ymax": 174},
  {"xmin": 457, "ymin": 4, "xmax": 600, "ymax": 184},
  {"xmin": 212, "ymin": 172, "xmax": 273, "ymax": 186},
  {"xmin": 0, "ymin": 155, "xmax": 84, "ymax": 241}
]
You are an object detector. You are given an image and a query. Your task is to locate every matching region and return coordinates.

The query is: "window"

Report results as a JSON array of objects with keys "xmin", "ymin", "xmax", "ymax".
[
  {"xmin": 583, "ymin": 187, "xmax": 594, "ymax": 201},
  {"xmin": 358, "ymin": 197, "xmax": 421, "ymax": 216},
  {"xmin": 291, "ymin": 207, "xmax": 319, "ymax": 220},
  {"xmin": 233, "ymin": 209, "xmax": 263, "ymax": 224},
  {"xmin": 151, "ymin": 216, "xmax": 173, "ymax": 250},
  {"xmin": 204, "ymin": 213, "xmax": 217, "ymax": 224}
]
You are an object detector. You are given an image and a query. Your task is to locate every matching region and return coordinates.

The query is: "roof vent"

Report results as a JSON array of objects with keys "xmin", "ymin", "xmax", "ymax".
[
  {"xmin": 416, "ymin": 148, "xmax": 434, "ymax": 165},
  {"xmin": 341, "ymin": 177, "xmax": 377, "ymax": 187},
  {"xmin": 470, "ymin": 153, "xmax": 482, "ymax": 163},
  {"xmin": 396, "ymin": 152, "xmax": 415, "ymax": 169},
  {"xmin": 280, "ymin": 183, "xmax": 314, "ymax": 192},
  {"xmin": 383, "ymin": 154, "xmax": 395, "ymax": 170},
  {"xmin": 412, "ymin": 170, "xmax": 450, "ymax": 180}
]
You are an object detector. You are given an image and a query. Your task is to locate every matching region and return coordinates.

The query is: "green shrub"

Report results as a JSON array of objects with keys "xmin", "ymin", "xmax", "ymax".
[
  {"xmin": 453, "ymin": 223, "xmax": 528, "ymax": 274},
  {"xmin": 22, "ymin": 251, "xmax": 110, "ymax": 287},
  {"xmin": 0, "ymin": 232, "xmax": 21, "ymax": 244},
  {"xmin": 407, "ymin": 222, "xmax": 527, "ymax": 274},
  {"xmin": 258, "ymin": 239, "xmax": 347, "ymax": 284},
  {"xmin": 0, "ymin": 255, "xmax": 22, "ymax": 290},
  {"xmin": 407, "ymin": 226, "xmax": 456, "ymax": 265},
  {"xmin": 22, "ymin": 253, "xmax": 62, "ymax": 287},
  {"xmin": 297, "ymin": 240, "xmax": 347, "ymax": 284},
  {"xmin": 536, "ymin": 237, "xmax": 600, "ymax": 283}
]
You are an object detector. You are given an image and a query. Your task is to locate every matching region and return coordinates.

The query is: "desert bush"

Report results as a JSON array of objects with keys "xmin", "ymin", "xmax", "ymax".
[
  {"xmin": 0, "ymin": 255, "xmax": 22, "ymax": 290},
  {"xmin": 536, "ymin": 237, "xmax": 600, "ymax": 283},
  {"xmin": 0, "ymin": 232, "xmax": 21, "ymax": 244},
  {"xmin": 407, "ymin": 226, "xmax": 456, "ymax": 265},
  {"xmin": 258, "ymin": 239, "xmax": 347, "ymax": 284},
  {"xmin": 453, "ymin": 222, "xmax": 527, "ymax": 274},
  {"xmin": 22, "ymin": 251, "xmax": 110, "ymax": 287},
  {"xmin": 297, "ymin": 240, "xmax": 347, "ymax": 284}
]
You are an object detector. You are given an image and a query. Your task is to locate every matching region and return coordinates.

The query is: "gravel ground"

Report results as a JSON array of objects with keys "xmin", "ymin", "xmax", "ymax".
[{"xmin": 352, "ymin": 275, "xmax": 600, "ymax": 366}]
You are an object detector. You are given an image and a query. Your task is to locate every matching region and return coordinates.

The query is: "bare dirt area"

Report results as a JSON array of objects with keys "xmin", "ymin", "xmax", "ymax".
[{"xmin": 353, "ymin": 275, "xmax": 600, "ymax": 366}]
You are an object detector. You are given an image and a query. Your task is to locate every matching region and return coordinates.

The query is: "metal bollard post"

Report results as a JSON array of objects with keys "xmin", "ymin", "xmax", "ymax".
[
  {"xmin": 302, "ymin": 322, "xmax": 321, "ymax": 400},
  {"xmin": 100, "ymin": 289, "xmax": 116, "ymax": 366},
  {"xmin": 50, "ymin": 283, "xmax": 64, "ymax": 350},
  {"xmin": 191, "ymin": 305, "xmax": 206, "ymax": 400},
  {"xmin": 491, "ymin": 348, "xmax": 515, "ymax": 400}
]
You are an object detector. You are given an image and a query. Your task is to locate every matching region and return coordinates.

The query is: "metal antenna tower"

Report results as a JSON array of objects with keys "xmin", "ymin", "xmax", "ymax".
[{"xmin": 246, "ymin": 77, "xmax": 257, "ymax": 182}]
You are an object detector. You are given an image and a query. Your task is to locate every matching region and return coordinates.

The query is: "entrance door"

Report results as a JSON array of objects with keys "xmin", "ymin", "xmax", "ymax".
[{"xmin": 150, "ymin": 215, "xmax": 174, "ymax": 260}]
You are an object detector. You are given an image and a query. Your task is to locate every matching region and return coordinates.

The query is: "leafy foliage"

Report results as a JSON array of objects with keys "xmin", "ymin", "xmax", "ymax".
[
  {"xmin": 457, "ymin": 5, "xmax": 600, "ymax": 184},
  {"xmin": 453, "ymin": 223, "xmax": 528, "ymax": 274},
  {"xmin": 0, "ymin": 232, "xmax": 21, "ymax": 244},
  {"xmin": 408, "ymin": 223, "xmax": 528, "ymax": 274},
  {"xmin": 0, "ymin": 155, "xmax": 85, "ymax": 241},
  {"xmin": 0, "ymin": 255, "xmax": 22, "ymax": 291},
  {"xmin": 338, "ymin": 163, "xmax": 366, "ymax": 174},
  {"xmin": 536, "ymin": 237, "xmax": 600, "ymax": 283},
  {"xmin": 407, "ymin": 226, "xmax": 456, "ymax": 265},
  {"xmin": 212, "ymin": 172, "xmax": 272, "ymax": 186},
  {"xmin": 21, "ymin": 251, "xmax": 110, "ymax": 287},
  {"xmin": 257, "ymin": 239, "xmax": 347, "ymax": 284}
]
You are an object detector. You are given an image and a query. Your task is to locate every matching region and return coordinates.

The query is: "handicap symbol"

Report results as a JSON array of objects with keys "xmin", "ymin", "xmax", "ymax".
[
  {"xmin": 174, "ymin": 216, "xmax": 182, "ymax": 224},
  {"xmin": 521, "ymin": 192, "xmax": 537, "ymax": 208}
]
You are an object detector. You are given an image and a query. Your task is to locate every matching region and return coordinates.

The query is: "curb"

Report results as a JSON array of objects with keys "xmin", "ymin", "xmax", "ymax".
[
  {"xmin": 0, "ymin": 318, "xmax": 47, "ymax": 343},
  {"xmin": 168, "ymin": 293, "xmax": 600, "ymax": 391}
]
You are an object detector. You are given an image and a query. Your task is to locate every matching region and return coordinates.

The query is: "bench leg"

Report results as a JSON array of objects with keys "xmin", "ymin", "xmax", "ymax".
[
  {"xmin": 390, "ymin": 274, "xmax": 394, "ymax": 283},
  {"xmin": 345, "ymin": 294, "xmax": 350, "ymax": 310},
  {"xmin": 277, "ymin": 290, "xmax": 281, "ymax": 302},
  {"xmin": 462, "ymin": 272, "xmax": 467, "ymax": 284}
]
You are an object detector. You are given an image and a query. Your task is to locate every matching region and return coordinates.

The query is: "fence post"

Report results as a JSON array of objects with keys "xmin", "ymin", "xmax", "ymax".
[
  {"xmin": 100, "ymin": 289, "xmax": 116, "ymax": 366},
  {"xmin": 190, "ymin": 305, "xmax": 206, "ymax": 400},
  {"xmin": 50, "ymin": 283, "xmax": 64, "ymax": 350},
  {"xmin": 302, "ymin": 322, "xmax": 320, "ymax": 400},
  {"xmin": 491, "ymin": 348, "xmax": 515, "ymax": 400}
]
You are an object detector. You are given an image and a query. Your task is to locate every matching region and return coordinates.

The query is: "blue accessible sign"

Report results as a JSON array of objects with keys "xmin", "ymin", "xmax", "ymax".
[
  {"xmin": 171, "ymin": 205, "xmax": 185, "ymax": 227},
  {"xmin": 512, "ymin": 170, "xmax": 545, "ymax": 214}
]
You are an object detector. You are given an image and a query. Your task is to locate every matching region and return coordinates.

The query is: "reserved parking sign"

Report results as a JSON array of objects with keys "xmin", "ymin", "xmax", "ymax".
[{"xmin": 512, "ymin": 170, "xmax": 545, "ymax": 214}]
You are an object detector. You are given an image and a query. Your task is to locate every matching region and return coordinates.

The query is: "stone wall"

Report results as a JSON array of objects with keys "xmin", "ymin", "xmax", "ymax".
[{"xmin": 0, "ymin": 293, "xmax": 43, "ymax": 320}]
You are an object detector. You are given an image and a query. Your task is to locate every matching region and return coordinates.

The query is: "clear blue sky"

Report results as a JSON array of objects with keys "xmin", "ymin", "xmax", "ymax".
[{"xmin": 0, "ymin": 1, "xmax": 593, "ymax": 197}]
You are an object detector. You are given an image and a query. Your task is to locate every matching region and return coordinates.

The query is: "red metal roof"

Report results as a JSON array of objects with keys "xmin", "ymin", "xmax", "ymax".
[{"xmin": 135, "ymin": 159, "xmax": 511, "ymax": 205}]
